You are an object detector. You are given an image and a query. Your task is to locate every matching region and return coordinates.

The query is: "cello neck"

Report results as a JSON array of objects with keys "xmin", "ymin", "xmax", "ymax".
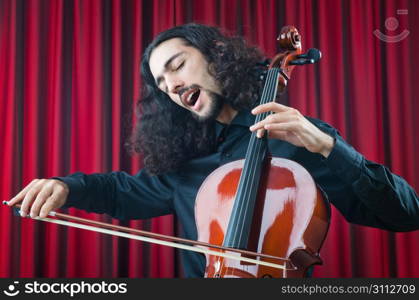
[{"xmin": 223, "ymin": 67, "xmax": 281, "ymax": 249}]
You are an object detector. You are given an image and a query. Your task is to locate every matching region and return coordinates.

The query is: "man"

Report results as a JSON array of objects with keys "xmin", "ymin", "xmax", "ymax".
[{"xmin": 8, "ymin": 24, "xmax": 419, "ymax": 277}]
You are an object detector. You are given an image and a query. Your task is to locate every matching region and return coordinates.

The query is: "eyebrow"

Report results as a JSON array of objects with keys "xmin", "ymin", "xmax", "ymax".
[{"xmin": 155, "ymin": 52, "xmax": 184, "ymax": 87}]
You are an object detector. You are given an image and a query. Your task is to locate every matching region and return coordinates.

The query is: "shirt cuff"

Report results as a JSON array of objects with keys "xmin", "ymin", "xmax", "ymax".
[
  {"xmin": 51, "ymin": 173, "xmax": 86, "ymax": 208},
  {"xmin": 322, "ymin": 137, "xmax": 364, "ymax": 184}
]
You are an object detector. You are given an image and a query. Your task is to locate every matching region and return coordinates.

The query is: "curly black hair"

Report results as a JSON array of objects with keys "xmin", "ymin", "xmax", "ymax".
[{"xmin": 128, "ymin": 23, "xmax": 266, "ymax": 175}]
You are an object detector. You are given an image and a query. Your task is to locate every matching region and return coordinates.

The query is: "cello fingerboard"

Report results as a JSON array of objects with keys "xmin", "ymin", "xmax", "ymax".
[{"xmin": 223, "ymin": 67, "xmax": 281, "ymax": 249}]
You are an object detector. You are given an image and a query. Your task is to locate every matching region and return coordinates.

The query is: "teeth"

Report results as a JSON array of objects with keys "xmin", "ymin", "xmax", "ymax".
[
  {"xmin": 185, "ymin": 89, "xmax": 198, "ymax": 105},
  {"xmin": 187, "ymin": 91, "xmax": 194, "ymax": 103}
]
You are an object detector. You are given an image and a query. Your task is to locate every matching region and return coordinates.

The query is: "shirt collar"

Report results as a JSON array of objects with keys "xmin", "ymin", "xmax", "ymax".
[
  {"xmin": 230, "ymin": 109, "xmax": 256, "ymax": 127},
  {"xmin": 215, "ymin": 109, "xmax": 255, "ymax": 139}
]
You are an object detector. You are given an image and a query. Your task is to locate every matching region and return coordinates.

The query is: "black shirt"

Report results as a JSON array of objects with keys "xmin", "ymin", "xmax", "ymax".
[{"xmin": 57, "ymin": 110, "xmax": 419, "ymax": 277}]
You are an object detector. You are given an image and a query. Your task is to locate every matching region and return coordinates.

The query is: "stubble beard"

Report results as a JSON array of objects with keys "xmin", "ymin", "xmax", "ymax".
[{"xmin": 191, "ymin": 90, "xmax": 224, "ymax": 122}]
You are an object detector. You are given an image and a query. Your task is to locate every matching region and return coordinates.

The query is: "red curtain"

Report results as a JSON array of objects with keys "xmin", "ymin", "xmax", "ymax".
[{"xmin": 0, "ymin": 0, "xmax": 418, "ymax": 278}]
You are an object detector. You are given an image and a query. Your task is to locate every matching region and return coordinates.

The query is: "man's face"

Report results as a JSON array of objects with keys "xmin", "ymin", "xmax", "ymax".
[{"xmin": 149, "ymin": 38, "xmax": 223, "ymax": 121}]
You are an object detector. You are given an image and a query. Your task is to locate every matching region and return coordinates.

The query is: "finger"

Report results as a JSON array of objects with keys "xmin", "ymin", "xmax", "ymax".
[
  {"xmin": 249, "ymin": 114, "xmax": 275, "ymax": 131},
  {"xmin": 8, "ymin": 179, "xmax": 40, "ymax": 206},
  {"xmin": 264, "ymin": 122, "xmax": 300, "ymax": 132},
  {"xmin": 250, "ymin": 114, "xmax": 297, "ymax": 132},
  {"xmin": 39, "ymin": 195, "xmax": 61, "ymax": 218},
  {"xmin": 267, "ymin": 130, "xmax": 289, "ymax": 140},
  {"xmin": 39, "ymin": 200, "xmax": 54, "ymax": 218},
  {"xmin": 39, "ymin": 182, "xmax": 68, "ymax": 218},
  {"xmin": 251, "ymin": 102, "xmax": 291, "ymax": 115},
  {"xmin": 20, "ymin": 181, "xmax": 45, "ymax": 217},
  {"xmin": 30, "ymin": 185, "xmax": 53, "ymax": 218},
  {"xmin": 250, "ymin": 120, "xmax": 267, "ymax": 132},
  {"xmin": 256, "ymin": 128, "xmax": 265, "ymax": 138}
]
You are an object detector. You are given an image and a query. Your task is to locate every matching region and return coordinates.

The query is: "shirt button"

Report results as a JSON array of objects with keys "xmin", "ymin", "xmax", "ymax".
[{"xmin": 224, "ymin": 153, "xmax": 231, "ymax": 158}]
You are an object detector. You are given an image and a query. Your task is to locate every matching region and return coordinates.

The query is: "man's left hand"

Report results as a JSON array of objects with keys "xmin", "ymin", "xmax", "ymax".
[{"xmin": 249, "ymin": 102, "xmax": 334, "ymax": 158}]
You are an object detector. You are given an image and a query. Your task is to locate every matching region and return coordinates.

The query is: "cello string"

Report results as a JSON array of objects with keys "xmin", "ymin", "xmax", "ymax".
[
  {"xmin": 226, "ymin": 69, "xmax": 278, "ymax": 277},
  {"xmin": 222, "ymin": 68, "xmax": 278, "ymax": 277},
  {"xmin": 235, "ymin": 69, "xmax": 277, "ymax": 248},
  {"xmin": 227, "ymin": 68, "xmax": 278, "ymax": 260},
  {"xmin": 228, "ymin": 68, "xmax": 276, "ymax": 246},
  {"xmin": 230, "ymin": 68, "xmax": 277, "ymax": 248}
]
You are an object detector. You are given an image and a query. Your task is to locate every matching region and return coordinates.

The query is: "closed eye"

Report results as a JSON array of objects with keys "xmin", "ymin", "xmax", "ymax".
[
  {"xmin": 159, "ymin": 62, "xmax": 185, "ymax": 92},
  {"xmin": 174, "ymin": 61, "xmax": 185, "ymax": 71}
]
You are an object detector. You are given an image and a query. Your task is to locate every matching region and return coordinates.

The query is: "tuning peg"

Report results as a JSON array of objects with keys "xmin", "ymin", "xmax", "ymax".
[{"xmin": 290, "ymin": 48, "xmax": 321, "ymax": 65}]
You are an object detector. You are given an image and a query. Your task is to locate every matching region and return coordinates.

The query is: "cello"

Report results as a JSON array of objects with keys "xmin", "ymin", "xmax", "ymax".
[{"xmin": 194, "ymin": 25, "xmax": 330, "ymax": 278}]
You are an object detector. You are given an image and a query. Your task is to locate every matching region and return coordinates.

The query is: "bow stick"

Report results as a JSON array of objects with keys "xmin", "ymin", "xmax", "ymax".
[{"xmin": 3, "ymin": 201, "xmax": 296, "ymax": 272}]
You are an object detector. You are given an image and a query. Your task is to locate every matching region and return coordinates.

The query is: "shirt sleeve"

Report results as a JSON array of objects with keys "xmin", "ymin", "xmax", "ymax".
[
  {"xmin": 311, "ymin": 119, "xmax": 419, "ymax": 232},
  {"xmin": 53, "ymin": 170, "xmax": 176, "ymax": 220}
]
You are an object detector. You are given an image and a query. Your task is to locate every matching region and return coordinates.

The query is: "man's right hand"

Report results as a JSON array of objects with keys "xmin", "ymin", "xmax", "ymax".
[{"xmin": 7, "ymin": 179, "xmax": 69, "ymax": 218}]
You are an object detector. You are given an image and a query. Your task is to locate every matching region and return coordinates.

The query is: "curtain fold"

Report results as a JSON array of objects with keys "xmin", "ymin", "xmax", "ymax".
[{"xmin": 0, "ymin": 0, "xmax": 417, "ymax": 278}]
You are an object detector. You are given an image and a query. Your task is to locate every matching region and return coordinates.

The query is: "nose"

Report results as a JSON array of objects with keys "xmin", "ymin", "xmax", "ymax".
[{"xmin": 166, "ymin": 75, "xmax": 184, "ymax": 94}]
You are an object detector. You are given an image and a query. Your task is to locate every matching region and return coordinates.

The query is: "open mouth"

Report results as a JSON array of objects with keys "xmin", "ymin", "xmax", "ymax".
[{"xmin": 182, "ymin": 88, "xmax": 201, "ymax": 107}]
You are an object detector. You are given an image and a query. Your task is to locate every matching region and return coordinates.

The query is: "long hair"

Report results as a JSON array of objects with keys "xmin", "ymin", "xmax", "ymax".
[{"xmin": 128, "ymin": 23, "xmax": 265, "ymax": 175}]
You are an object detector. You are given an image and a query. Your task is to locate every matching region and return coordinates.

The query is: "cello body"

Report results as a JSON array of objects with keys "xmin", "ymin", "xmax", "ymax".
[{"xmin": 195, "ymin": 157, "xmax": 330, "ymax": 278}]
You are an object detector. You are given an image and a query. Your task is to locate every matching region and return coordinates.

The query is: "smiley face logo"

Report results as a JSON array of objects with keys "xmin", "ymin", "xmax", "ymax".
[
  {"xmin": 3, "ymin": 281, "xmax": 20, "ymax": 297},
  {"xmin": 374, "ymin": 9, "xmax": 409, "ymax": 43}
]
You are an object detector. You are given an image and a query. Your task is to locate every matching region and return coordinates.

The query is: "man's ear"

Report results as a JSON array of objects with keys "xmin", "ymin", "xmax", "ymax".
[{"xmin": 208, "ymin": 62, "xmax": 217, "ymax": 75}]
